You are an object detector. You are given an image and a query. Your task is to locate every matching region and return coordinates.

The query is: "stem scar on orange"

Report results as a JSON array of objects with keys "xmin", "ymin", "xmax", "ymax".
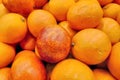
[{"xmin": 72, "ymin": 28, "xmax": 112, "ymax": 65}]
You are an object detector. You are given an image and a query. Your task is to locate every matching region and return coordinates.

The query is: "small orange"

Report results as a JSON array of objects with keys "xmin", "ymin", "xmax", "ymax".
[
  {"xmin": 11, "ymin": 50, "xmax": 46, "ymax": 80},
  {"xmin": 59, "ymin": 21, "xmax": 76, "ymax": 38},
  {"xmin": 2, "ymin": 0, "xmax": 48, "ymax": 16},
  {"xmin": 50, "ymin": 59, "xmax": 95, "ymax": 80},
  {"xmin": 0, "ymin": 13, "xmax": 27, "ymax": 44},
  {"xmin": 20, "ymin": 32, "xmax": 36, "ymax": 50},
  {"xmin": 103, "ymin": 3, "xmax": 120, "ymax": 19},
  {"xmin": 97, "ymin": 0, "xmax": 113, "ymax": 6},
  {"xmin": 97, "ymin": 17, "xmax": 120, "ymax": 44},
  {"xmin": 0, "ymin": 67, "xmax": 12, "ymax": 80},
  {"xmin": 47, "ymin": 0, "xmax": 75, "ymax": 21},
  {"xmin": 72, "ymin": 28, "xmax": 111, "ymax": 65},
  {"xmin": 0, "ymin": 3, "xmax": 9, "ymax": 17},
  {"xmin": 67, "ymin": 0, "xmax": 103, "ymax": 30},
  {"xmin": 27, "ymin": 9, "xmax": 57, "ymax": 37},
  {"xmin": 0, "ymin": 42, "xmax": 15, "ymax": 68},
  {"xmin": 93, "ymin": 68, "xmax": 116, "ymax": 80},
  {"xmin": 107, "ymin": 42, "xmax": 120, "ymax": 79}
]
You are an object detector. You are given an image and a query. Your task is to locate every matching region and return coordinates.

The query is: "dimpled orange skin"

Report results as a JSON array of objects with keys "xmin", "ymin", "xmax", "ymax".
[
  {"xmin": 67, "ymin": 0, "xmax": 103, "ymax": 30},
  {"xmin": 36, "ymin": 25, "xmax": 71, "ymax": 63}
]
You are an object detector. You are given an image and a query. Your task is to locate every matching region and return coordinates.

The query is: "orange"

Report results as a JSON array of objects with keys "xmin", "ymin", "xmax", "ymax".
[
  {"xmin": 103, "ymin": 3, "xmax": 120, "ymax": 19},
  {"xmin": 93, "ymin": 68, "xmax": 116, "ymax": 80},
  {"xmin": 97, "ymin": 0, "xmax": 113, "ymax": 6},
  {"xmin": 72, "ymin": 28, "xmax": 112, "ymax": 65},
  {"xmin": 0, "ymin": 67, "xmax": 12, "ymax": 80},
  {"xmin": 97, "ymin": 17, "xmax": 120, "ymax": 44},
  {"xmin": 0, "ymin": 13, "xmax": 27, "ymax": 44},
  {"xmin": 59, "ymin": 21, "xmax": 76, "ymax": 38},
  {"xmin": 2, "ymin": 0, "xmax": 48, "ymax": 16},
  {"xmin": 47, "ymin": 0, "xmax": 75, "ymax": 21},
  {"xmin": 27, "ymin": 9, "xmax": 57, "ymax": 37},
  {"xmin": 0, "ymin": 42, "xmax": 15, "ymax": 68},
  {"xmin": 107, "ymin": 42, "xmax": 120, "ymax": 79},
  {"xmin": 0, "ymin": 3, "xmax": 9, "ymax": 17},
  {"xmin": 67, "ymin": 0, "xmax": 103, "ymax": 30},
  {"xmin": 36, "ymin": 25, "xmax": 71, "ymax": 63},
  {"xmin": 50, "ymin": 59, "xmax": 95, "ymax": 80},
  {"xmin": 20, "ymin": 32, "xmax": 36, "ymax": 50},
  {"xmin": 2, "ymin": 0, "xmax": 34, "ymax": 16},
  {"xmin": 11, "ymin": 50, "xmax": 46, "ymax": 80}
]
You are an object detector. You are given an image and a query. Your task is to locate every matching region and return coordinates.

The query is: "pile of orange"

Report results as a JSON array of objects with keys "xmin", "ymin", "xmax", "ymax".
[{"xmin": 1, "ymin": 0, "xmax": 120, "ymax": 80}]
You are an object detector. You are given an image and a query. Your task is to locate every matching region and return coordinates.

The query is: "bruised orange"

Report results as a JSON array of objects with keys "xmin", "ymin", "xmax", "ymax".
[{"xmin": 36, "ymin": 25, "xmax": 71, "ymax": 63}]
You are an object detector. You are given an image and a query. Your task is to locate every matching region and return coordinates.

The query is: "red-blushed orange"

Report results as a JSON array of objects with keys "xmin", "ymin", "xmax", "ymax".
[
  {"xmin": 36, "ymin": 25, "xmax": 71, "ymax": 63},
  {"xmin": 11, "ymin": 50, "xmax": 46, "ymax": 80}
]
